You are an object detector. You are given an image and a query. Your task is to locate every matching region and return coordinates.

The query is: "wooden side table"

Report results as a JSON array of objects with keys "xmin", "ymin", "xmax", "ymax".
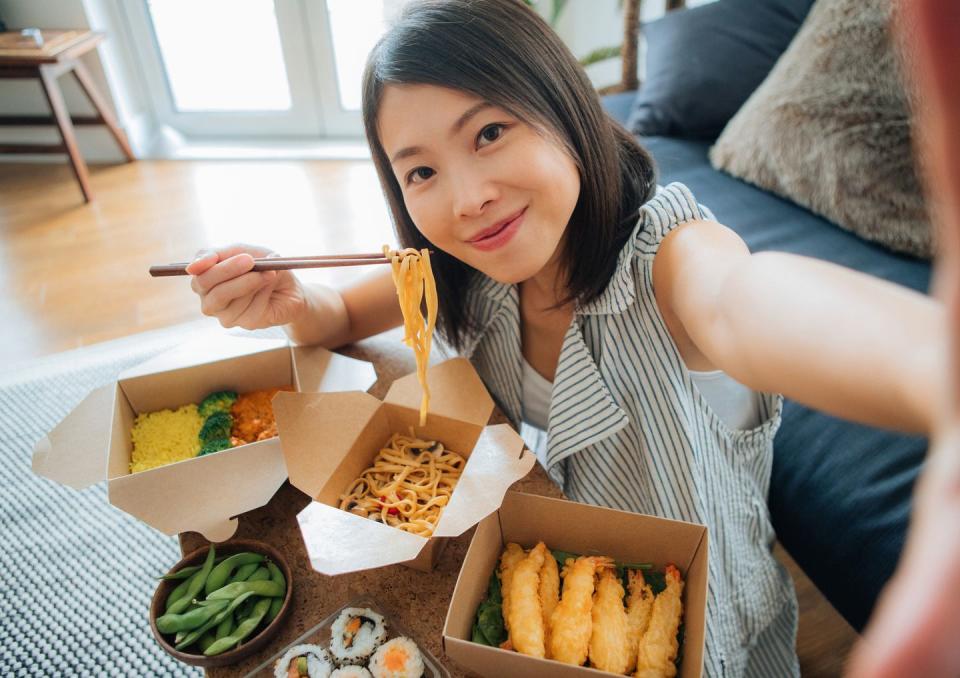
[{"xmin": 0, "ymin": 29, "xmax": 136, "ymax": 203}]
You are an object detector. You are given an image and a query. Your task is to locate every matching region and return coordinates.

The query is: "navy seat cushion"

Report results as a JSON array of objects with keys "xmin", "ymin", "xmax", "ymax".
[
  {"xmin": 604, "ymin": 107, "xmax": 930, "ymax": 632},
  {"xmin": 627, "ymin": 0, "xmax": 816, "ymax": 140}
]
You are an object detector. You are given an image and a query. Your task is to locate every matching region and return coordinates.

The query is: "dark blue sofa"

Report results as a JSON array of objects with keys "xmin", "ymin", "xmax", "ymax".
[{"xmin": 604, "ymin": 90, "xmax": 929, "ymax": 632}]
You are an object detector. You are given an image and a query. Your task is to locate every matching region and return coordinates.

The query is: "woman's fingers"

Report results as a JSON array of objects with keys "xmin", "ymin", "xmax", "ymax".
[
  {"xmin": 185, "ymin": 250, "xmax": 219, "ymax": 277},
  {"xmin": 200, "ymin": 270, "xmax": 270, "ymax": 317},
  {"xmin": 219, "ymin": 290, "xmax": 258, "ymax": 329},
  {"xmin": 231, "ymin": 274, "xmax": 279, "ymax": 329},
  {"xmin": 186, "ymin": 243, "xmax": 272, "ymax": 277},
  {"xmin": 193, "ymin": 253, "xmax": 257, "ymax": 296},
  {"xmin": 185, "ymin": 243, "xmax": 292, "ymax": 329}
]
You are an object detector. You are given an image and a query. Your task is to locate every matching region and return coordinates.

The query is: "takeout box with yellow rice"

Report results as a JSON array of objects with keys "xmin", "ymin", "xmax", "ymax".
[
  {"xmin": 31, "ymin": 334, "xmax": 377, "ymax": 542},
  {"xmin": 442, "ymin": 491, "xmax": 708, "ymax": 678},
  {"xmin": 271, "ymin": 357, "xmax": 537, "ymax": 575}
]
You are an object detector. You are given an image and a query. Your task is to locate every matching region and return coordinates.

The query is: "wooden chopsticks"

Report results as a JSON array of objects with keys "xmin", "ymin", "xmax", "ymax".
[{"xmin": 149, "ymin": 252, "xmax": 390, "ymax": 277}]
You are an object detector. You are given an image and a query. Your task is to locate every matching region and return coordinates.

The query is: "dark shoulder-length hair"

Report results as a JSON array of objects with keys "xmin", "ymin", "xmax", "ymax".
[{"xmin": 362, "ymin": 0, "xmax": 656, "ymax": 351}]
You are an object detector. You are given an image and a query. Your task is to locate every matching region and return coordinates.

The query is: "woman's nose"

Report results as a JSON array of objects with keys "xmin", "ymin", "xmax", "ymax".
[{"xmin": 451, "ymin": 168, "xmax": 499, "ymax": 219}]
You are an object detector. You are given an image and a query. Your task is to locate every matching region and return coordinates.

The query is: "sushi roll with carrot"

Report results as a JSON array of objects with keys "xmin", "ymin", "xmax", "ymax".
[
  {"xmin": 368, "ymin": 637, "xmax": 424, "ymax": 678},
  {"xmin": 273, "ymin": 644, "xmax": 333, "ymax": 678},
  {"xmin": 329, "ymin": 608, "xmax": 387, "ymax": 666}
]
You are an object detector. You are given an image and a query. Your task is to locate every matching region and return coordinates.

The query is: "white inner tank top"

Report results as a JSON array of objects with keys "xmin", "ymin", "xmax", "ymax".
[{"xmin": 521, "ymin": 358, "xmax": 762, "ymax": 433}]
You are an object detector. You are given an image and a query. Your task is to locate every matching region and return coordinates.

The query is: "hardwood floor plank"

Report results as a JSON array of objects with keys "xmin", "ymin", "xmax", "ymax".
[{"xmin": 0, "ymin": 160, "xmax": 394, "ymax": 365}]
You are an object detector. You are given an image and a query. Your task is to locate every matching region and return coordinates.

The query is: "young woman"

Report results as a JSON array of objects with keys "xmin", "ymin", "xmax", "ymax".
[{"xmin": 186, "ymin": 1, "xmax": 942, "ymax": 675}]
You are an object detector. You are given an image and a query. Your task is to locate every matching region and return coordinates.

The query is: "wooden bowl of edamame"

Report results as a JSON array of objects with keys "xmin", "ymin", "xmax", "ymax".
[{"xmin": 149, "ymin": 538, "xmax": 294, "ymax": 668}]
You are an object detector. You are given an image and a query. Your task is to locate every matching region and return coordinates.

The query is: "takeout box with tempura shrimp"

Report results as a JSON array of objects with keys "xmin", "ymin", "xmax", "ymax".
[
  {"xmin": 272, "ymin": 357, "xmax": 537, "ymax": 575},
  {"xmin": 32, "ymin": 334, "xmax": 377, "ymax": 542},
  {"xmin": 442, "ymin": 491, "xmax": 708, "ymax": 678}
]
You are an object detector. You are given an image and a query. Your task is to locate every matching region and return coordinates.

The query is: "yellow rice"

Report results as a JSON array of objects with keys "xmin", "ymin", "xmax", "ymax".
[{"xmin": 129, "ymin": 404, "xmax": 203, "ymax": 473}]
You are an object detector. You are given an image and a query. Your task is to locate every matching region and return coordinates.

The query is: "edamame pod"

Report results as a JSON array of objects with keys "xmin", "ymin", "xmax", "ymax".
[
  {"xmin": 266, "ymin": 562, "xmax": 286, "ymax": 622},
  {"xmin": 198, "ymin": 631, "xmax": 217, "ymax": 653},
  {"xmin": 267, "ymin": 597, "xmax": 283, "ymax": 623},
  {"xmin": 206, "ymin": 579, "xmax": 284, "ymax": 601},
  {"xmin": 246, "ymin": 566, "xmax": 270, "ymax": 583},
  {"xmin": 237, "ymin": 597, "xmax": 256, "ymax": 620},
  {"xmin": 160, "ymin": 564, "xmax": 201, "ymax": 581},
  {"xmin": 215, "ymin": 612, "xmax": 235, "ymax": 640},
  {"xmin": 156, "ymin": 598, "xmax": 229, "ymax": 634},
  {"xmin": 173, "ymin": 591, "xmax": 257, "ymax": 651},
  {"xmin": 158, "ymin": 554, "xmax": 228, "ymax": 580},
  {"xmin": 266, "ymin": 562, "xmax": 285, "ymax": 589},
  {"xmin": 164, "ymin": 570, "xmax": 199, "ymax": 612},
  {"xmin": 167, "ymin": 545, "xmax": 217, "ymax": 616},
  {"xmin": 204, "ymin": 552, "xmax": 264, "ymax": 596},
  {"xmin": 231, "ymin": 562, "xmax": 260, "ymax": 583},
  {"xmin": 203, "ymin": 598, "xmax": 272, "ymax": 656}
]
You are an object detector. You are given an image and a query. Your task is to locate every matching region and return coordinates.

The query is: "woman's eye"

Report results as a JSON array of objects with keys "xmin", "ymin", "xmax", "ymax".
[
  {"xmin": 406, "ymin": 167, "xmax": 435, "ymax": 185},
  {"xmin": 477, "ymin": 123, "xmax": 505, "ymax": 148}
]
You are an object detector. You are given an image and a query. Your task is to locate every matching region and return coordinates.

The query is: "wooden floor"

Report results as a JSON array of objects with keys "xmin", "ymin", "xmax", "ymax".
[{"xmin": 0, "ymin": 160, "xmax": 860, "ymax": 675}]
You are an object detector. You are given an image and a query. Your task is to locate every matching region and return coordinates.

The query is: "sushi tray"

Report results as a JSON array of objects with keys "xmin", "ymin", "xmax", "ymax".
[{"xmin": 245, "ymin": 596, "xmax": 450, "ymax": 678}]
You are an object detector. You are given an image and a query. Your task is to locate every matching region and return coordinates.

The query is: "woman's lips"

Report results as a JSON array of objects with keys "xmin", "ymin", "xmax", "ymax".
[{"xmin": 468, "ymin": 208, "xmax": 526, "ymax": 252}]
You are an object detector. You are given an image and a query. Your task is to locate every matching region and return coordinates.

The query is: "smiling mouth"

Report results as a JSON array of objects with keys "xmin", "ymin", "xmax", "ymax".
[{"xmin": 469, "ymin": 208, "xmax": 526, "ymax": 243}]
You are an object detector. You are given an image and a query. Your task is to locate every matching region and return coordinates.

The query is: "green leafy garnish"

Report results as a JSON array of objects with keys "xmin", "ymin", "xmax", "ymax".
[{"xmin": 472, "ymin": 571, "xmax": 506, "ymax": 647}]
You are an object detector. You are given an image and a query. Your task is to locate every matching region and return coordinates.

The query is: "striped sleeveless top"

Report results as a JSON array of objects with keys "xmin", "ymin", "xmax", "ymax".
[{"xmin": 459, "ymin": 183, "xmax": 800, "ymax": 677}]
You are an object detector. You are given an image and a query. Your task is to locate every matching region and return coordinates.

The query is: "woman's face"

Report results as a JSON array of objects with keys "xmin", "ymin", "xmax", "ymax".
[{"xmin": 378, "ymin": 84, "xmax": 581, "ymax": 285}]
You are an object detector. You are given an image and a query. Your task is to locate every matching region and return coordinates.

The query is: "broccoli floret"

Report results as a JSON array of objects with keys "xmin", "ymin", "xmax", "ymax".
[
  {"xmin": 198, "ymin": 438, "xmax": 232, "ymax": 456},
  {"xmin": 199, "ymin": 411, "xmax": 232, "ymax": 443},
  {"xmin": 198, "ymin": 390, "xmax": 237, "ymax": 418}
]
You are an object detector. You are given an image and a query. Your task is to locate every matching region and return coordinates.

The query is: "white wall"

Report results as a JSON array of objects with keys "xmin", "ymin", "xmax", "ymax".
[{"xmin": 0, "ymin": 0, "xmax": 157, "ymax": 162}]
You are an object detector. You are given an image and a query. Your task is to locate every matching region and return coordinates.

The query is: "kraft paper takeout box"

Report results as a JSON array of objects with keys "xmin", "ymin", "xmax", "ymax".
[
  {"xmin": 272, "ymin": 357, "xmax": 537, "ymax": 575},
  {"xmin": 443, "ymin": 491, "xmax": 708, "ymax": 678},
  {"xmin": 32, "ymin": 334, "xmax": 377, "ymax": 542}
]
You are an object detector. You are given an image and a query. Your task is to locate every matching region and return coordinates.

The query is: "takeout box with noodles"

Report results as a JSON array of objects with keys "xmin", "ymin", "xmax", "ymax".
[
  {"xmin": 31, "ymin": 334, "xmax": 377, "ymax": 542},
  {"xmin": 272, "ymin": 357, "xmax": 537, "ymax": 575},
  {"xmin": 442, "ymin": 491, "xmax": 708, "ymax": 678}
]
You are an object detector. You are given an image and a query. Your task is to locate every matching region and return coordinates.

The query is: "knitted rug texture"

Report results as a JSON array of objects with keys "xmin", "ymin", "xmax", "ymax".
[{"xmin": 0, "ymin": 323, "xmax": 233, "ymax": 677}]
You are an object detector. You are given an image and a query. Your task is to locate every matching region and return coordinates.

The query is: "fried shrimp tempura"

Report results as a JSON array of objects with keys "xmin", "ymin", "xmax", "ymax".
[
  {"xmin": 506, "ymin": 542, "xmax": 548, "ymax": 658},
  {"xmin": 499, "ymin": 542, "xmax": 526, "ymax": 634},
  {"xmin": 549, "ymin": 555, "xmax": 611, "ymax": 666},
  {"xmin": 626, "ymin": 568, "xmax": 656, "ymax": 673},
  {"xmin": 538, "ymin": 550, "xmax": 560, "ymax": 657},
  {"xmin": 635, "ymin": 564, "xmax": 684, "ymax": 678},
  {"xmin": 589, "ymin": 566, "xmax": 631, "ymax": 674}
]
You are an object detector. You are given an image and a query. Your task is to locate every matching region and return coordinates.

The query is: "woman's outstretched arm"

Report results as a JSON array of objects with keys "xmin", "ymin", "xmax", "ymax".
[{"xmin": 655, "ymin": 220, "xmax": 944, "ymax": 434}]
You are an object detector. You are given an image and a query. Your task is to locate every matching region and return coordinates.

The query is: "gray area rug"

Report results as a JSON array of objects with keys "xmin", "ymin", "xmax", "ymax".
[{"xmin": 1, "ymin": 322, "xmax": 257, "ymax": 677}]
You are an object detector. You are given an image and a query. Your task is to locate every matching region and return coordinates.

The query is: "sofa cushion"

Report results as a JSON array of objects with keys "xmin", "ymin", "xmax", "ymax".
[
  {"xmin": 626, "ymin": 0, "xmax": 815, "ymax": 140},
  {"xmin": 610, "ymin": 130, "xmax": 931, "ymax": 632},
  {"xmin": 710, "ymin": 0, "xmax": 933, "ymax": 259}
]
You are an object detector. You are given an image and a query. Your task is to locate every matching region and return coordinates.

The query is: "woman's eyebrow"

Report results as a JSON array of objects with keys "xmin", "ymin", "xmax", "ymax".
[{"xmin": 390, "ymin": 102, "xmax": 494, "ymax": 165}]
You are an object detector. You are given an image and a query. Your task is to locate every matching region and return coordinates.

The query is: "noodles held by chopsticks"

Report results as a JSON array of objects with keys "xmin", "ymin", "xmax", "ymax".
[
  {"xmin": 338, "ymin": 431, "xmax": 466, "ymax": 537},
  {"xmin": 383, "ymin": 245, "xmax": 438, "ymax": 425}
]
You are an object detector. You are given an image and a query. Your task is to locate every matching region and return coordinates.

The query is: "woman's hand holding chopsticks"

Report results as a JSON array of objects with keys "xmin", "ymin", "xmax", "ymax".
[{"xmin": 186, "ymin": 244, "xmax": 309, "ymax": 331}]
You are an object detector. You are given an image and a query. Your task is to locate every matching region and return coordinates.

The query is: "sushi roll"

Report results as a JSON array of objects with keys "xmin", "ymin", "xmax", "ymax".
[
  {"xmin": 329, "ymin": 608, "xmax": 387, "ymax": 666},
  {"xmin": 368, "ymin": 637, "xmax": 424, "ymax": 678},
  {"xmin": 330, "ymin": 668, "xmax": 373, "ymax": 678},
  {"xmin": 274, "ymin": 644, "xmax": 333, "ymax": 678}
]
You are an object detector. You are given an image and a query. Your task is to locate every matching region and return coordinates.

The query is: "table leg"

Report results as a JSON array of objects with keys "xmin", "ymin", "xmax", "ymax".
[
  {"xmin": 37, "ymin": 63, "xmax": 92, "ymax": 202},
  {"xmin": 71, "ymin": 59, "xmax": 135, "ymax": 162}
]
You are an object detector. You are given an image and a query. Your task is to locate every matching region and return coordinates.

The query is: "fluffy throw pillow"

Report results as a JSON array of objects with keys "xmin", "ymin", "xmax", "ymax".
[
  {"xmin": 626, "ymin": 0, "xmax": 815, "ymax": 140},
  {"xmin": 709, "ymin": 0, "xmax": 932, "ymax": 258}
]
